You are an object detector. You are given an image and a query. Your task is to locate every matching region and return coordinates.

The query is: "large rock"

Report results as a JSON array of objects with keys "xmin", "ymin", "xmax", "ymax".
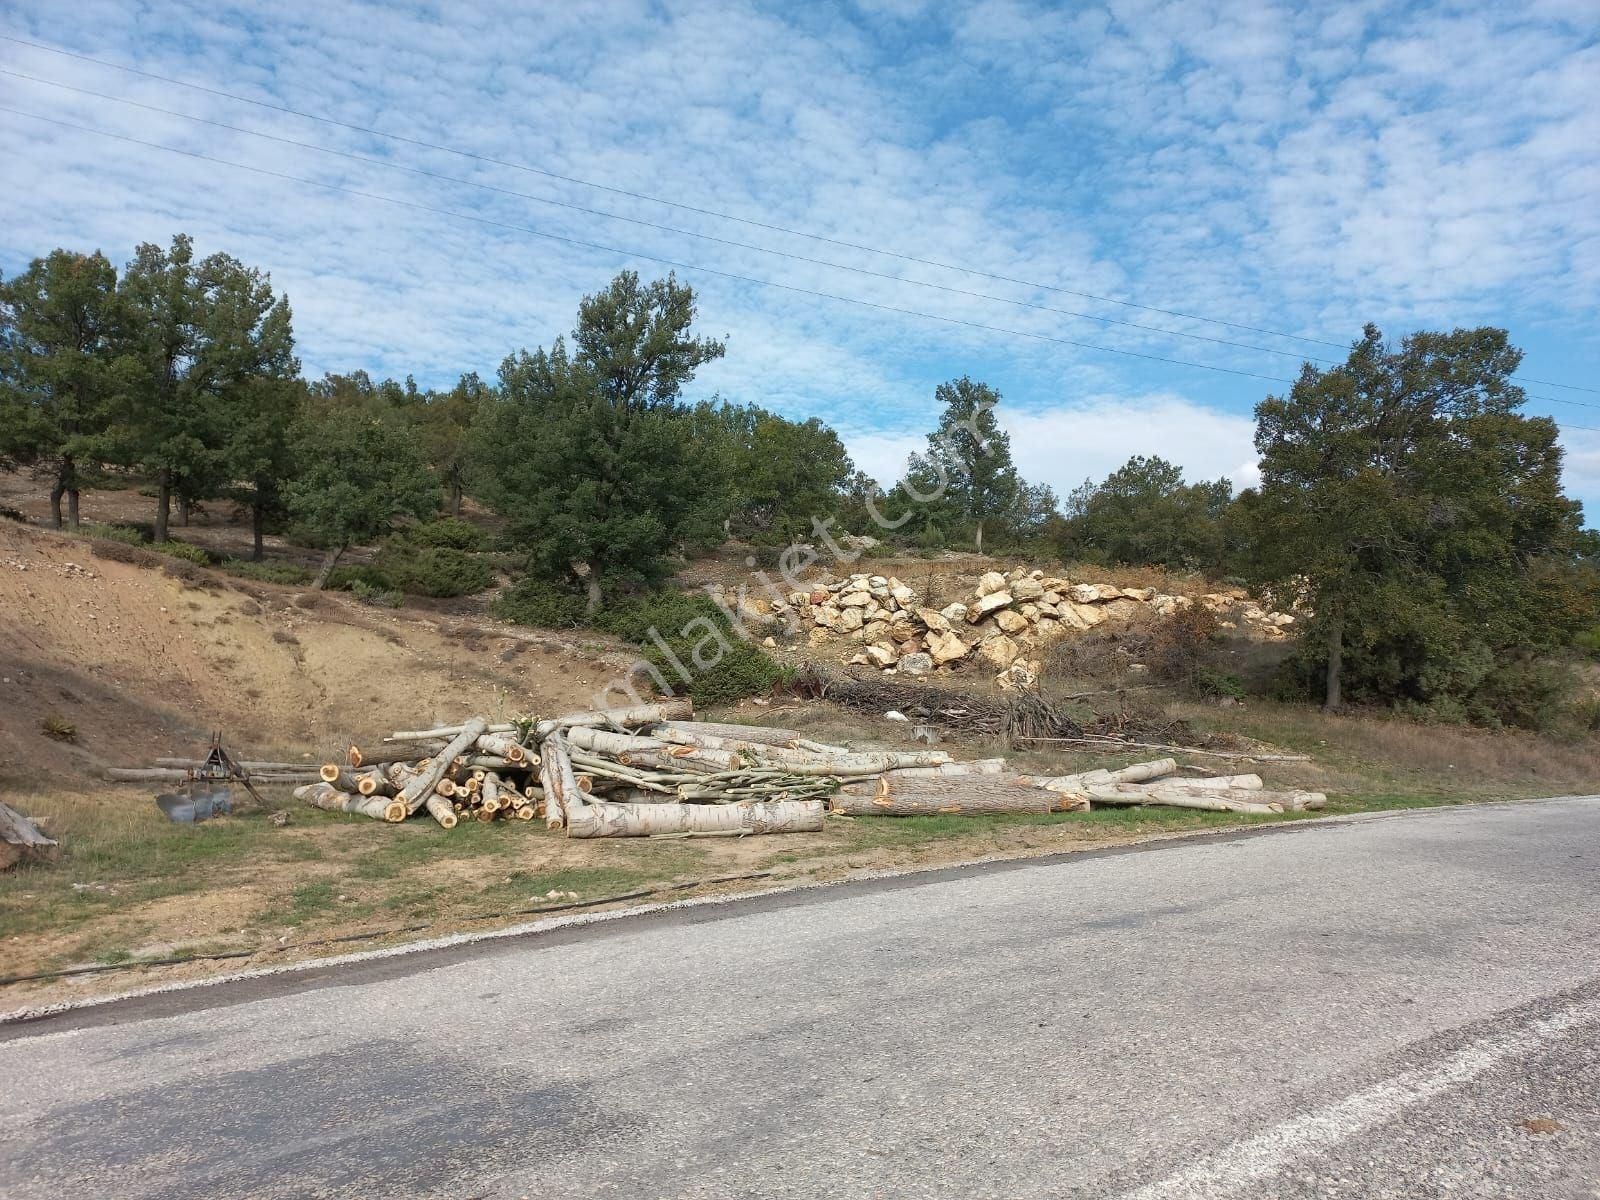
[
  {"xmin": 838, "ymin": 590, "xmax": 872, "ymax": 608},
  {"xmin": 1103, "ymin": 598, "xmax": 1143, "ymax": 620},
  {"xmin": 838, "ymin": 606, "xmax": 864, "ymax": 632},
  {"xmin": 887, "ymin": 578, "xmax": 916, "ymax": 606},
  {"xmin": 1011, "ymin": 577, "xmax": 1045, "ymax": 602},
  {"xmin": 969, "ymin": 590, "xmax": 1013, "ymax": 621},
  {"xmin": 978, "ymin": 634, "xmax": 1020, "ymax": 668},
  {"xmin": 1062, "ymin": 601, "xmax": 1106, "ymax": 628},
  {"xmin": 996, "ymin": 659, "xmax": 1038, "ymax": 690},
  {"xmin": 917, "ymin": 607, "xmax": 951, "ymax": 633},
  {"xmin": 1093, "ymin": 584, "xmax": 1124, "ymax": 601},
  {"xmin": 976, "ymin": 570, "xmax": 1009, "ymax": 597},
  {"xmin": 888, "ymin": 617, "xmax": 920, "ymax": 643},
  {"xmin": 995, "ymin": 609, "xmax": 1030, "ymax": 634},
  {"xmin": 940, "ymin": 602, "xmax": 969, "ymax": 624},
  {"xmin": 815, "ymin": 604, "xmax": 841, "ymax": 628},
  {"xmin": 1018, "ymin": 603, "xmax": 1041, "ymax": 622},
  {"xmin": 865, "ymin": 642, "xmax": 898, "ymax": 668},
  {"xmin": 1068, "ymin": 583, "xmax": 1101, "ymax": 604},
  {"xmin": 899, "ymin": 651, "xmax": 933, "ymax": 676},
  {"xmin": 862, "ymin": 620, "xmax": 890, "ymax": 644},
  {"xmin": 927, "ymin": 630, "xmax": 971, "ymax": 665},
  {"xmin": 1121, "ymin": 587, "xmax": 1156, "ymax": 602}
]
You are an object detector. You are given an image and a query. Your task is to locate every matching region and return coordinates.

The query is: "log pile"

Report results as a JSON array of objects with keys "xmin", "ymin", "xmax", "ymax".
[
  {"xmin": 279, "ymin": 698, "xmax": 1323, "ymax": 837},
  {"xmin": 734, "ymin": 567, "xmax": 1299, "ymax": 689}
]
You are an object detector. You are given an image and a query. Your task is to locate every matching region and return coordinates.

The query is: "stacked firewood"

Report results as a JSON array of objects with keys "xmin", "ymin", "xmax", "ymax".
[{"xmin": 287, "ymin": 697, "xmax": 1323, "ymax": 838}]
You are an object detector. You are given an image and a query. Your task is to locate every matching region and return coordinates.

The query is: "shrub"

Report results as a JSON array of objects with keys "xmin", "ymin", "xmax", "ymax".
[
  {"xmin": 0, "ymin": 505, "xmax": 23, "ymax": 522},
  {"xmin": 351, "ymin": 579, "xmax": 405, "ymax": 608},
  {"xmin": 599, "ymin": 592, "xmax": 787, "ymax": 705},
  {"xmin": 41, "ymin": 714, "xmax": 77, "ymax": 742},
  {"xmin": 80, "ymin": 522, "xmax": 146, "ymax": 546},
  {"xmin": 647, "ymin": 639, "xmax": 789, "ymax": 706},
  {"xmin": 220, "ymin": 559, "xmax": 314, "ymax": 586},
  {"xmin": 1465, "ymin": 659, "xmax": 1578, "ymax": 732},
  {"xmin": 326, "ymin": 564, "xmax": 394, "ymax": 592},
  {"xmin": 493, "ymin": 578, "xmax": 589, "ymax": 628},
  {"xmin": 400, "ymin": 517, "xmax": 492, "ymax": 552},
  {"xmin": 375, "ymin": 545, "xmax": 494, "ymax": 597},
  {"xmin": 88, "ymin": 539, "xmax": 159, "ymax": 568},
  {"xmin": 153, "ymin": 538, "xmax": 212, "ymax": 565}
]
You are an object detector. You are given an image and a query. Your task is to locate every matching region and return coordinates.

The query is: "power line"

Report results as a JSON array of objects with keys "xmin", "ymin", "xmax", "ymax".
[
  {"xmin": 6, "ymin": 36, "xmax": 1592, "ymax": 397},
  {"xmin": 4, "ymin": 100, "xmax": 1595, "ymax": 429},
  {"xmin": 0, "ymin": 32, "xmax": 1357, "ymax": 352},
  {"xmin": 0, "ymin": 103, "xmax": 1303, "ymax": 386},
  {"xmin": 0, "ymin": 66, "xmax": 1353, "ymax": 370}
]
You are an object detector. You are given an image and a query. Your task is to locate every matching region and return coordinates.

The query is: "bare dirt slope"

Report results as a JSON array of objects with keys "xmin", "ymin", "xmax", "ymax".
[{"xmin": 0, "ymin": 521, "xmax": 621, "ymax": 783}]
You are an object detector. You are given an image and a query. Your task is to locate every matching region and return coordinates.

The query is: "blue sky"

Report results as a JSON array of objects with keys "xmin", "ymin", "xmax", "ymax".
[{"xmin": 2, "ymin": 1, "xmax": 1597, "ymax": 514}]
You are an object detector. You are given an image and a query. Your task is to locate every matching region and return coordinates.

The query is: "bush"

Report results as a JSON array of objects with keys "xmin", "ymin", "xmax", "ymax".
[
  {"xmin": 400, "ymin": 517, "xmax": 492, "ymax": 552},
  {"xmin": 373, "ymin": 544, "xmax": 494, "ymax": 597},
  {"xmin": 220, "ymin": 559, "xmax": 314, "ymax": 586},
  {"xmin": 153, "ymin": 538, "xmax": 212, "ymax": 565},
  {"xmin": 493, "ymin": 578, "xmax": 589, "ymax": 628},
  {"xmin": 598, "ymin": 592, "xmax": 788, "ymax": 705},
  {"xmin": 351, "ymin": 579, "xmax": 405, "ymax": 608},
  {"xmin": 1465, "ymin": 659, "xmax": 1579, "ymax": 732},
  {"xmin": 80, "ymin": 522, "xmax": 146, "ymax": 546},
  {"xmin": 326, "ymin": 564, "xmax": 394, "ymax": 592}
]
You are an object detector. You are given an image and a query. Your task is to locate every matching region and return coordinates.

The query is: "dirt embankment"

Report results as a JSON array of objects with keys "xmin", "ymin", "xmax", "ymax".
[{"xmin": 0, "ymin": 522, "xmax": 625, "ymax": 784}]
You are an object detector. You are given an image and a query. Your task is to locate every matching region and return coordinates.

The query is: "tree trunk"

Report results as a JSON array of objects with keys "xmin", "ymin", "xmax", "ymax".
[
  {"xmin": 311, "ymin": 544, "xmax": 346, "ymax": 590},
  {"xmin": 583, "ymin": 567, "xmax": 602, "ymax": 617},
  {"xmin": 251, "ymin": 498, "xmax": 266, "ymax": 561},
  {"xmin": 177, "ymin": 494, "xmax": 190, "ymax": 526},
  {"xmin": 974, "ymin": 519, "xmax": 984, "ymax": 556},
  {"xmin": 566, "ymin": 798, "xmax": 824, "ymax": 839},
  {"xmin": 396, "ymin": 718, "xmax": 487, "ymax": 814},
  {"xmin": 832, "ymin": 774, "xmax": 1066, "ymax": 816},
  {"xmin": 293, "ymin": 782, "xmax": 390, "ymax": 820},
  {"xmin": 1034, "ymin": 759, "xmax": 1178, "ymax": 795},
  {"xmin": 154, "ymin": 472, "xmax": 171, "ymax": 543},
  {"xmin": 539, "ymin": 730, "xmax": 583, "ymax": 831},
  {"xmin": 534, "ymin": 698, "xmax": 694, "ymax": 738},
  {"xmin": 449, "ymin": 478, "xmax": 463, "ymax": 519},
  {"xmin": 423, "ymin": 793, "xmax": 459, "ymax": 829},
  {"xmin": 66, "ymin": 488, "xmax": 80, "ymax": 529},
  {"xmin": 1324, "ymin": 611, "xmax": 1343, "ymax": 710},
  {"xmin": 0, "ymin": 800, "xmax": 59, "ymax": 870},
  {"xmin": 657, "ymin": 721, "xmax": 805, "ymax": 747}
]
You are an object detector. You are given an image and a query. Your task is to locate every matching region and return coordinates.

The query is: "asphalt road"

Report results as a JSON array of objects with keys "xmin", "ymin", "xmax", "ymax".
[{"xmin": 3, "ymin": 798, "xmax": 1599, "ymax": 1199}]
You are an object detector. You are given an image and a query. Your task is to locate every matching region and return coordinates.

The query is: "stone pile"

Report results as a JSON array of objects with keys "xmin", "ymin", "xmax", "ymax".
[{"xmin": 769, "ymin": 566, "xmax": 1297, "ymax": 688}]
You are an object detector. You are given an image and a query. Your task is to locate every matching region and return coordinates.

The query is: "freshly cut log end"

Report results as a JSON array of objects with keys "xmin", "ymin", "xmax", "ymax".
[
  {"xmin": 294, "ymin": 783, "xmax": 390, "ymax": 821},
  {"xmin": 424, "ymin": 793, "xmax": 459, "ymax": 829},
  {"xmin": 347, "ymin": 744, "xmax": 364, "ymax": 768},
  {"xmin": 320, "ymin": 762, "xmax": 341, "ymax": 784},
  {"xmin": 383, "ymin": 799, "xmax": 408, "ymax": 823},
  {"xmin": 514, "ymin": 805, "xmax": 535, "ymax": 821}
]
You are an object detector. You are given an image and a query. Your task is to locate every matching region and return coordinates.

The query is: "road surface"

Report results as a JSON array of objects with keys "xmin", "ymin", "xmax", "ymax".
[{"xmin": 3, "ymin": 798, "xmax": 1599, "ymax": 1198}]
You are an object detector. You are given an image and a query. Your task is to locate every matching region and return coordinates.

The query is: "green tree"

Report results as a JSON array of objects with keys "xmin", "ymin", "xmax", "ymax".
[
  {"xmin": 692, "ymin": 401, "xmax": 856, "ymax": 542},
  {"xmin": 417, "ymin": 373, "xmax": 489, "ymax": 518},
  {"xmin": 286, "ymin": 410, "xmax": 439, "ymax": 587},
  {"xmin": 224, "ymin": 376, "xmax": 304, "ymax": 560},
  {"xmin": 1241, "ymin": 324, "xmax": 1590, "ymax": 715},
  {"xmin": 1059, "ymin": 455, "xmax": 1232, "ymax": 567},
  {"xmin": 117, "ymin": 235, "xmax": 297, "ymax": 540},
  {"xmin": 473, "ymin": 271, "xmax": 725, "ymax": 613},
  {"xmin": 902, "ymin": 376, "xmax": 1022, "ymax": 553},
  {"xmin": 0, "ymin": 250, "xmax": 131, "ymax": 528}
]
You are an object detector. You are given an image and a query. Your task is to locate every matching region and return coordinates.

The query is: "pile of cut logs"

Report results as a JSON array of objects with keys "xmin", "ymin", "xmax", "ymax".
[{"xmin": 279, "ymin": 697, "xmax": 1324, "ymax": 838}]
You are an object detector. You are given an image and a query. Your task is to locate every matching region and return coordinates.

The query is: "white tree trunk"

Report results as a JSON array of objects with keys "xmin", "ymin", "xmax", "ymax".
[
  {"xmin": 566, "ymin": 799, "xmax": 824, "ymax": 838},
  {"xmin": 832, "ymin": 774, "xmax": 1067, "ymax": 816},
  {"xmin": 533, "ymin": 698, "xmax": 694, "ymax": 739},
  {"xmin": 397, "ymin": 718, "xmax": 487, "ymax": 814},
  {"xmin": 657, "ymin": 721, "xmax": 805, "ymax": 747},
  {"xmin": 424, "ymin": 793, "xmax": 459, "ymax": 828},
  {"xmin": 294, "ymin": 782, "xmax": 391, "ymax": 820}
]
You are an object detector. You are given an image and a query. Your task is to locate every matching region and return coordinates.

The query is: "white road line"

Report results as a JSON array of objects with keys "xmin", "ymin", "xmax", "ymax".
[{"xmin": 1124, "ymin": 995, "xmax": 1600, "ymax": 1199}]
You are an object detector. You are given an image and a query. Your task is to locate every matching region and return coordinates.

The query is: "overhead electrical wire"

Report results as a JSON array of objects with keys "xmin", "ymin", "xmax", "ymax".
[
  {"xmin": 0, "ymin": 32, "xmax": 1372, "ymax": 355},
  {"xmin": 0, "ymin": 102, "xmax": 1304, "ymax": 386},
  {"xmin": 3, "ymin": 35, "xmax": 1593, "ymax": 397},
  {"xmin": 0, "ymin": 66, "xmax": 1356, "ymax": 370},
  {"xmin": 3, "ymin": 98, "xmax": 1595, "ymax": 434}
]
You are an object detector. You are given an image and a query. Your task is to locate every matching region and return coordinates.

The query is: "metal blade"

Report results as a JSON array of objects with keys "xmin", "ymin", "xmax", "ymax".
[{"xmin": 154, "ymin": 784, "xmax": 235, "ymax": 824}]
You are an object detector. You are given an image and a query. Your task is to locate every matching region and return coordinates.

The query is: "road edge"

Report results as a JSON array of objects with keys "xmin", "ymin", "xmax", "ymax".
[{"xmin": 3, "ymin": 793, "xmax": 1592, "ymax": 1035}]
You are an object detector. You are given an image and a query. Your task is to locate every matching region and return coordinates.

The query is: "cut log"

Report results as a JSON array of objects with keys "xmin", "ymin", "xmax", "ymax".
[
  {"xmin": 396, "ymin": 718, "xmax": 487, "ymax": 814},
  {"xmin": 564, "ymin": 728, "xmax": 667, "ymax": 756},
  {"xmin": 538, "ymin": 730, "xmax": 583, "ymax": 831},
  {"xmin": 353, "ymin": 767, "xmax": 394, "ymax": 796},
  {"xmin": 656, "ymin": 720, "xmax": 804, "ymax": 747},
  {"xmin": 476, "ymin": 732, "xmax": 527, "ymax": 763},
  {"xmin": 832, "ymin": 774, "xmax": 1065, "ymax": 816},
  {"xmin": 155, "ymin": 758, "xmax": 305, "ymax": 771},
  {"xmin": 566, "ymin": 798, "xmax": 824, "ymax": 838},
  {"xmin": 293, "ymin": 782, "xmax": 390, "ymax": 820},
  {"xmin": 1036, "ymin": 758, "xmax": 1178, "ymax": 794},
  {"xmin": 533, "ymin": 698, "xmax": 694, "ymax": 739},
  {"xmin": 878, "ymin": 759, "xmax": 1008, "ymax": 779},
  {"xmin": 481, "ymin": 772, "xmax": 503, "ymax": 813},
  {"xmin": 1148, "ymin": 774, "xmax": 1264, "ymax": 791},
  {"xmin": 1081, "ymin": 785, "xmax": 1284, "ymax": 814},
  {"xmin": 0, "ymin": 800, "xmax": 60, "ymax": 869},
  {"xmin": 424, "ymin": 793, "xmax": 459, "ymax": 829},
  {"xmin": 387, "ymin": 721, "xmax": 516, "ymax": 742},
  {"xmin": 106, "ymin": 767, "xmax": 322, "ymax": 783}
]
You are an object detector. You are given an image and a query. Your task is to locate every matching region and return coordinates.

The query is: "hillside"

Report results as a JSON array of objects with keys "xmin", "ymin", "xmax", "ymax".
[{"xmin": 0, "ymin": 520, "xmax": 617, "ymax": 785}]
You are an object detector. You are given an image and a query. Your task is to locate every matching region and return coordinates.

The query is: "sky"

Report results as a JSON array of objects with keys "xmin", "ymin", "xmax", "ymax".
[{"xmin": 2, "ymin": 1, "xmax": 1597, "ymax": 515}]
